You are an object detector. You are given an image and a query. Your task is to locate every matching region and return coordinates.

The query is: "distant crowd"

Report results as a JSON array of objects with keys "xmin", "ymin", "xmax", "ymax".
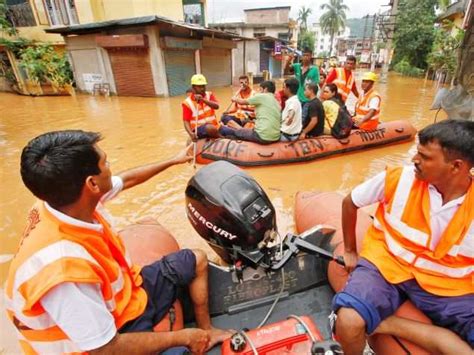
[{"xmin": 182, "ymin": 49, "xmax": 382, "ymax": 144}]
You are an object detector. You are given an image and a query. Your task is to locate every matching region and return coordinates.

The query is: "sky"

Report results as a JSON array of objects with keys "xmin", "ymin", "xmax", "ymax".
[{"xmin": 207, "ymin": 0, "xmax": 389, "ymax": 23}]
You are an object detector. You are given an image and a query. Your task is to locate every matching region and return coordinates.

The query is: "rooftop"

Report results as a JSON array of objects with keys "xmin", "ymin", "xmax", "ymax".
[{"xmin": 244, "ymin": 6, "xmax": 291, "ymax": 12}]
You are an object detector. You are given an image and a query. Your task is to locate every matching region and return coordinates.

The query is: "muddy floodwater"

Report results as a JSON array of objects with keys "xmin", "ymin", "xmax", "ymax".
[{"xmin": 0, "ymin": 73, "xmax": 444, "ymax": 353}]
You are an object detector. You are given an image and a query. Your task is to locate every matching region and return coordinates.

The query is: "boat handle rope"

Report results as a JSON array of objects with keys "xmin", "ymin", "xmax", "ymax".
[
  {"xmin": 337, "ymin": 138, "xmax": 350, "ymax": 145},
  {"xmin": 257, "ymin": 152, "xmax": 275, "ymax": 158},
  {"xmin": 395, "ymin": 127, "xmax": 405, "ymax": 133}
]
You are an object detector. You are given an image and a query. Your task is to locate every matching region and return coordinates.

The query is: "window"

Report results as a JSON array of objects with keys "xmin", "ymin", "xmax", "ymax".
[
  {"xmin": 253, "ymin": 31, "xmax": 265, "ymax": 38},
  {"xmin": 44, "ymin": 0, "xmax": 79, "ymax": 26},
  {"xmin": 6, "ymin": 0, "xmax": 36, "ymax": 27},
  {"xmin": 320, "ymin": 45, "xmax": 323, "ymax": 49},
  {"xmin": 277, "ymin": 32, "xmax": 288, "ymax": 41}
]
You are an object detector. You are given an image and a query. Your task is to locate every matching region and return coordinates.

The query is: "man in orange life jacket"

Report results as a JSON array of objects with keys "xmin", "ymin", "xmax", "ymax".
[
  {"xmin": 182, "ymin": 74, "xmax": 220, "ymax": 141},
  {"xmin": 221, "ymin": 75, "xmax": 256, "ymax": 129},
  {"xmin": 324, "ymin": 55, "xmax": 359, "ymax": 103},
  {"xmin": 6, "ymin": 131, "xmax": 231, "ymax": 354},
  {"xmin": 333, "ymin": 120, "xmax": 473, "ymax": 354},
  {"xmin": 352, "ymin": 72, "xmax": 381, "ymax": 131}
]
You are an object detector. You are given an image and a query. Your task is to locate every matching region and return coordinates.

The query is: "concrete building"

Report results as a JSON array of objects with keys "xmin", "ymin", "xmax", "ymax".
[
  {"xmin": 209, "ymin": 6, "xmax": 297, "ymax": 80},
  {"xmin": 46, "ymin": 16, "xmax": 241, "ymax": 96},
  {"xmin": 3, "ymin": 0, "xmax": 206, "ymax": 44},
  {"xmin": 312, "ymin": 22, "xmax": 350, "ymax": 57}
]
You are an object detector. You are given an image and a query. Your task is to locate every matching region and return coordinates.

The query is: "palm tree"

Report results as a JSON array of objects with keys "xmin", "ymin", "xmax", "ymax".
[
  {"xmin": 298, "ymin": 6, "xmax": 312, "ymax": 32},
  {"xmin": 319, "ymin": 0, "xmax": 349, "ymax": 56}
]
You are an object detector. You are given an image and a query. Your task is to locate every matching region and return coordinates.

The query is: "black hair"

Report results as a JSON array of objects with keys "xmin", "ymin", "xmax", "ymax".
[
  {"xmin": 284, "ymin": 78, "xmax": 299, "ymax": 95},
  {"xmin": 303, "ymin": 47, "xmax": 313, "ymax": 54},
  {"xmin": 239, "ymin": 75, "xmax": 249, "ymax": 81},
  {"xmin": 305, "ymin": 82, "xmax": 319, "ymax": 95},
  {"xmin": 21, "ymin": 130, "xmax": 103, "ymax": 208},
  {"xmin": 325, "ymin": 83, "xmax": 343, "ymax": 102},
  {"xmin": 418, "ymin": 120, "xmax": 474, "ymax": 166},
  {"xmin": 346, "ymin": 55, "xmax": 357, "ymax": 63},
  {"xmin": 260, "ymin": 80, "xmax": 276, "ymax": 94}
]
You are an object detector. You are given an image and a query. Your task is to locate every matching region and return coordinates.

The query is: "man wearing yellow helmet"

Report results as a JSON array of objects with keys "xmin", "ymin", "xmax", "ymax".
[
  {"xmin": 182, "ymin": 74, "xmax": 220, "ymax": 141},
  {"xmin": 353, "ymin": 72, "xmax": 381, "ymax": 131}
]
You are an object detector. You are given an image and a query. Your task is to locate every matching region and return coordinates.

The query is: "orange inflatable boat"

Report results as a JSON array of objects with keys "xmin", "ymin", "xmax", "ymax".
[
  {"xmin": 295, "ymin": 191, "xmax": 431, "ymax": 355},
  {"xmin": 196, "ymin": 120, "xmax": 416, "ymax": 166}
]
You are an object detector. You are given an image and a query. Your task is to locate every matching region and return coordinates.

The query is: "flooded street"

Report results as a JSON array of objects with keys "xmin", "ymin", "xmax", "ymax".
[{"xmin": 0, "ymin": 73, "xmax": 444, "ymax": 353}]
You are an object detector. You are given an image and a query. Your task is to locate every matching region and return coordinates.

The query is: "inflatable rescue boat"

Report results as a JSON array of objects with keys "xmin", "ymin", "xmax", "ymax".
[
  {"xmin": 120, "ymin": 162, "xmax": 431, "ymax": 354},
  {"xmin": 196, "ymin": 120, "xmax": 416, "ymax": 166}
]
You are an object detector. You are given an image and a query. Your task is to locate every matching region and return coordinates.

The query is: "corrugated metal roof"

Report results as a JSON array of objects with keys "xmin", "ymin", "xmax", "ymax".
[{"xmin": 44, "ymin": 15, "xmax": 245, "ymax": 39}]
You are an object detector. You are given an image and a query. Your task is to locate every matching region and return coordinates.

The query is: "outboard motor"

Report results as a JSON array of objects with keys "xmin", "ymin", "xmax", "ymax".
[{"xmin": 185, "ymin": 161, "xmax": 276, "ymax": 266}]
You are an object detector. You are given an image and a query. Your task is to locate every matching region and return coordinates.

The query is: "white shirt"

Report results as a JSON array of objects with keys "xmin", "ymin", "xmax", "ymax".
[
  {"xmin": 368, "ymin": 96, "xmax": 380, "ymax": 111},
  {"xmin": 281, "ymin": 95, "xmax": 302, "ymax": 135},
  {"xmin": 40, "ymin": 176, "xmax": 124, "ymax": 351},
  {"xmin": 351, "ymin": 167, "xmax": 466, "ymax": 249}
]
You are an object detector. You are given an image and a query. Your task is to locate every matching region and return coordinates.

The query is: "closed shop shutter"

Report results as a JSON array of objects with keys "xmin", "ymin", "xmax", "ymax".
[
  {"xmin": 108, "ymin": 47, "xmax": 155, "ymax": 97},
  {"xmin": 201, "ymin": 48, "xmax": 231, "ymax": 88},
  {"xmin": 164, "ymin": 50, "xmax": 195, "ymax": 96}
]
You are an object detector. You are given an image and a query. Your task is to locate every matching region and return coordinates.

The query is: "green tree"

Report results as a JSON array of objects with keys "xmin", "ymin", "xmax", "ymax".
[
  {"xmin": 392, "ymin": 0, "xmax": 437, "ymax": 70},
  {"xmin": 0, "ymin": 0, "xmax": 17, "ymax": 36},
  {"xmin": 297, "ymin": 30, "xmax": 316, "ymax": 53},
  {"xmin": 319, "ymin": 0, "xmax": 349, "ymax": 56},
  {"xmin": 298, "ymin": 6, "xmax": 312, "ymax": 32},
  {"xmin": 427, "ymin": 21, "xmax": 464, "ymax": 76}
]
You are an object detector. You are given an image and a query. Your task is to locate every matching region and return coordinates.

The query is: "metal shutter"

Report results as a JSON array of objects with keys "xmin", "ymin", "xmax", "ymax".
[
  {"xmin": 108, "ymin": 48, "xmax": 155, "ymax": 97},
  {"xmin": 201, "ymin": 48, "xmax": 231, "ymax": 88},
  {"xmin": 164, "ymin": 50, "xmax": 195, "ymax": 96},
  {"xmin": 259, "ymin": 43, "xmax": 269, "ymax": 72}
]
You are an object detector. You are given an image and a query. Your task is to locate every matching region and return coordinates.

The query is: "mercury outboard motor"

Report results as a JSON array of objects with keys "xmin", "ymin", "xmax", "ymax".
[{"xmin": 185, "ymin": 161, "xmax": 276, "ymax": 266}]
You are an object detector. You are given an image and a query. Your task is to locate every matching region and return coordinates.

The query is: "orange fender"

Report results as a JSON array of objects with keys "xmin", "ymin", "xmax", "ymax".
[
  {"xmin": 196, "ymin": 120, "xmax": 416, "ymax": 166},
  {"xmin": 294, "ymin": 191, "xmax": 431, "ymax": 355},
  {"xmin": 119, "ymin": 218, "xmax": 184, "ymax": 332}
]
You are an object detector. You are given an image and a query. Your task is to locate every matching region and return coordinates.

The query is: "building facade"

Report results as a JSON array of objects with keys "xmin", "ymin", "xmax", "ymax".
[{"xmin": 312, "ymin": 22, "xmax": 350, "ymax": 57}]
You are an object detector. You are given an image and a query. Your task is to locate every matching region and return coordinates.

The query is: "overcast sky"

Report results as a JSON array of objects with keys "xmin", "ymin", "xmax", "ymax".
[{"xmin": 207, "ymin": 0, "xmax": 389, "ymax": 23}]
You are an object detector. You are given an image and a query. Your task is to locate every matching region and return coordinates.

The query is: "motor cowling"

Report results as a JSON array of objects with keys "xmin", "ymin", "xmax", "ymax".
[{"xmin": 185, "ymin": 161, "xmax": 276, "ymax": 264}]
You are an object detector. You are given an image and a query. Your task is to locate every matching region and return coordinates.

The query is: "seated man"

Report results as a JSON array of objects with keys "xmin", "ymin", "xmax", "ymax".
[
  {"xmin": 182, "ymin": 74, "xmax": 220, "ymax": 141},
  {"xmin": 299, "ymin": 82, "xmax": 325, "ymax": 139},
  {"xmin": 280, "ymin": 78, "xmax": 302, "ymax": 142},
  {"xmin": 334, "ymin": 120, "xmax": 473, "ymax": 354},
  {"xmin": 220, "ymin": 81, "xmax": 281, "ymax": 144},
  {"xmin": 221, "ymin": 75, "xmax": 255, "ymax": 128},
  {"xmin": 6, "ymin": 130, "xmax": 231, "ymax": 354},
  {"xmin": 353, "ymin": 72, "xmax": 381, "ymax": 132}
]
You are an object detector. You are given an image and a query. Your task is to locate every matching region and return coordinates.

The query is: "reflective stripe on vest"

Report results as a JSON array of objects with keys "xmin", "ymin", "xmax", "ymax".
[
  {"xmin": 184, "ymin": 91, "xmax": 218, "ymax": 129},
  {"xmin": 360, "ymin": 166, "xmax": 474, "ymax": 296},
  {"xmin": 236, "ymin": 89, "xmax": 256, "ymax": 116},
  {"xmin": 5, "ymin": 201, "xmax": 147, "ymax": 352},
  {"xmin": 355, "ymin": 89, "xmax": 381, "ymax": 122},
  {"xmin": 332, "ymin": 68, "xmax": 354, "ymax": 102}
]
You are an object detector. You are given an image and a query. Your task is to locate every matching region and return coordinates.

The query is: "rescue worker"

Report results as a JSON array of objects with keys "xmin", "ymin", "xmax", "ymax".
[
  {"xmin": 285, "ymin": 47, "xmax": 320, "ymax": 106},
  {"xmin": 6, "ymin": 130, "xmax": 232, "ymax": 354},
  {"xmin": 334, "ymin": 120, "xmax": 474, "ymax": 354},
  {"xmin": 352, "ymin": 72, "xmax": 381, "ymax": 131},
  {"xmin": 221, "ymin": 75, "xmax": 256, "ymax": 129},
  {"xmin": 182, "ymin": 74, "xmax": 220, "ymax": 141},
  {"xmin": 324, "ymin": 55, "xmax": 359, "ymax": 103}
]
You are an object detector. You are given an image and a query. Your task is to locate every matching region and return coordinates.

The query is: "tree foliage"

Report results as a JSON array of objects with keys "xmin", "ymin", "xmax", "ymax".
[
  {"xmin": 297, "ymin": 30, "xmax": 316, "ymax": 52},
  {"xmin": 427, "ymin": 20, "xmax": 464, "ymax": 75},
  {"xmin": 298, "ymin": 6, "xmax": 312, "ymax": 32},
  {"xmin": 392, "ymin": 0, "xmax": 437, "ymax": 70},
  {"xmin": 319, "ymin": 0, "xmax": 349, "ymax": 56}
]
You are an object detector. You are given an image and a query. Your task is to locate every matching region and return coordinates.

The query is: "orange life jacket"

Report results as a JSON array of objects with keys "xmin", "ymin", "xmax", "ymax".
[
  {"xmin": 354, "ymin": 89, "xmax": 381, "ymax": 131},
  {"xmin": 332, "ymin": 68, "xmax": 355, "ymax": 103},
  {"xmin": 5, "ymin": 201, "xmax": 147, "ymax": 354},
  {"xmin": 183, "ymin": 91, "xmax": 218, "ymax": 130},
  {"xmin": 360, "ymin": 166, "xmax": 474, "ymax": 297},
  {"xmin": 229, "ymin": 89, "xmax": 256, "ymax": 119}
]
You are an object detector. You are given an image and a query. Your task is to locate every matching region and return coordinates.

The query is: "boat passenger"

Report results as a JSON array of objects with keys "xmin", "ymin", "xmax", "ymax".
[
  {"xmin": 6, "ymin": 130, "xmax": 232, "ymax": 354},
  {"xmin": 220, "ymin": 80, "xmax": 281, "ymax": 144},
  {"xmin": 221, "ymin": 75, "xmax": 256, "ymax": 129},
  {"xmin": 352, "ymin": 72, "xmax": 381, "ymax": 132},
  {"xmin": 280, "ymin": 78, "xmax": 303, "ymax": 142},
  {"xmin": 182, "ymin": 74, "xmax": 220, "ymax": 141},
  {"xmin": 321, "ymin": 83, "xmax": 345, "ymax": 135},
  {"xmin": 285, "ymin": 47, "xmax": 320, "ymax": 107},
  {"xmin": 334, "ymin": 120, "xmax": 474, "ymax": 354},
  {"xmin": 299, "ymin": 82, "xmax": 325, "ymax": 139},
  {"xmin": 324, "ymin": 55, "xmax": 359, "ymax": 103}
]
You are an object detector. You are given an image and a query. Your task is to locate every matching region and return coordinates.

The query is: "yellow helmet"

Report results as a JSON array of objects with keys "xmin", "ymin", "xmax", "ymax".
[
  {"xmin": 362, "ymin": 72, "xmax": 377, "ymax": 82},
  {"xmin": 191, "ymin": 74, "xmax": 207, "ymax": 86}
]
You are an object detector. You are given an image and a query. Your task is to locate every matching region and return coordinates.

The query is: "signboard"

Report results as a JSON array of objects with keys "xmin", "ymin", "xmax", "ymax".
[
  {"xmin": 274, "ymin": 41, "xmax": 282, "ymax": 55},
  {"xmin": 82, "ymin": 73, "xmax": 103, "ymax": 93}
]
